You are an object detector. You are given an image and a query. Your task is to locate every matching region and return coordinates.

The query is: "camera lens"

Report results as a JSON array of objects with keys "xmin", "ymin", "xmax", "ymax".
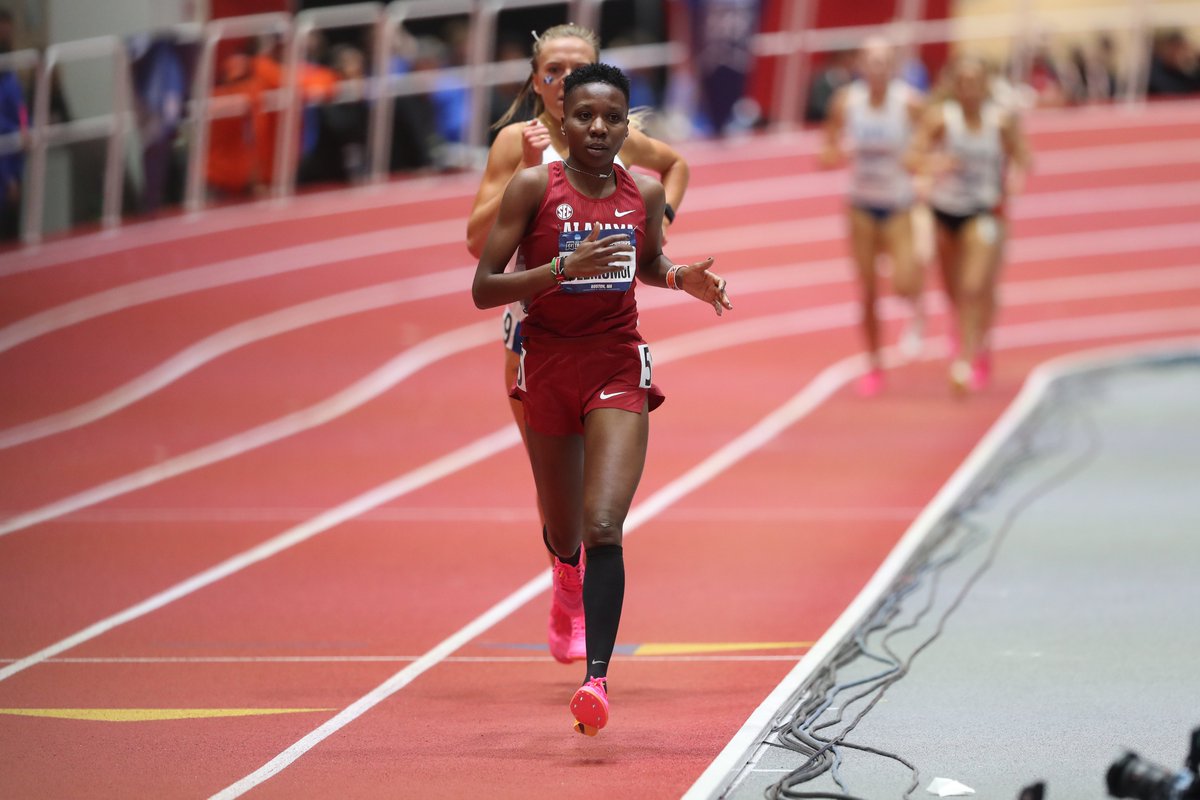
[{"xmin": 1107, "ymin": 751, "xmax": 1182, "ymax": 800}]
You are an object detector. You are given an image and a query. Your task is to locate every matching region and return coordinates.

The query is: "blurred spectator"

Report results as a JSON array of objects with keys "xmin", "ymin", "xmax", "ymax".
[
  {"xmin": 0, "ymin": 7, "xmax": 26, "ymax": 239},
  {"xmin": 428, "ymin": 23, "xmax": 470, "ymax": 152},
  {"xmin": 386, "ymin": 28, "xmax": 437, "ymax": 170},
  {"xmin": 899, "ymin": 53, "xmax": 930, "ymax": 92},
  {"xmin": 1147, "ymin": 29, "xmax": 1200, "ymax": 96},
  {"xmin": 609, "ymin": 32, "xmax": 660, "ymax": 110},
  {"xmin": 251, "ymin": 34, "xmax": 284, "ymax": 189},
  {"xmin": 129, "ymin": 33, "xmax": 195, "ymax": 213},
  {"xmin": 297, "ymin": 29, "xmax": 337, "ymax": 168},
  {"xmin": 1071, "ymin": 34, "xmax": 1120, "ymax": 101},
  {"xmin": 806, "ymin": 49, "xmax": 855, "ymax": 123},
  {"xmin": 487, "ymin": 37, "xmax": 529, "ymax": 145},
  {"xmin": 206, "ymin": 52, "xmax": 259, "ymax": 197},
  {"xmin": 1025, "ymin": 44, "xmax": 1070, "ymax": 107},
  {"xmin": 300, "ymin": 43, "xmax": 367, "ymax": 184}
]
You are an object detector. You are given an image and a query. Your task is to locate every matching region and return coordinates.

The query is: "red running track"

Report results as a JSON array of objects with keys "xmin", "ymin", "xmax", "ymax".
[{"xmin": 0, "ymin": 101, "xmax": 1199, "ymax": 799}]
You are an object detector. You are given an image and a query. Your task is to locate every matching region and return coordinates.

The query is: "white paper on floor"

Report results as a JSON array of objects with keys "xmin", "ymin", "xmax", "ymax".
[{"xmin": 926, "ymin": 777, "xmax": 976, "ymax": 797}]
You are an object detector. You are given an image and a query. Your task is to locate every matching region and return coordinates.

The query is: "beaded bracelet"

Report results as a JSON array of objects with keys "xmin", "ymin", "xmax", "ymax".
[
  {"xmin": 665, "ymin": 264, "xmax": 684, "ymax": 290},
  {"xmin": 551, "ymin": 255, "xmax": 568, "ymax": 283}
]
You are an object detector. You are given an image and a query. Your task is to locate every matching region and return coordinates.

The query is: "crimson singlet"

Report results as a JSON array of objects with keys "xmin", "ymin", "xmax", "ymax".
[{"xmin": 518, "ymin": 161, "xmax": 646, "ymax": 342}]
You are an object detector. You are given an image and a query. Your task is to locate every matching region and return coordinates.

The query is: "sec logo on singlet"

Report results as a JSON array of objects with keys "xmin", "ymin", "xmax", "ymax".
[{"xmin": 555, "ymin": 203, "xmax": 574, "ymax": 221}]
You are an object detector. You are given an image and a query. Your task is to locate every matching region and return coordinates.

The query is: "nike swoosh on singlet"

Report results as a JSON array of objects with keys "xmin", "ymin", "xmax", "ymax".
[
  {"xmin": 598, "ymin": 390, "xmax": 627, "ymax": 400},
  {"xmin": 614, "ymin": 209, "xmax": 635, "ymax": 217}
]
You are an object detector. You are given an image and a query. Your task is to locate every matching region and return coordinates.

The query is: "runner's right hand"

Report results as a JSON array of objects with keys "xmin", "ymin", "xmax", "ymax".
[
  {"xmin": 522, "ymin": 119, "xmax": 552, "ymax": 168},
  {"xmin": 563, "ymin": 225, "xmax": 634, "ymax": 277}
]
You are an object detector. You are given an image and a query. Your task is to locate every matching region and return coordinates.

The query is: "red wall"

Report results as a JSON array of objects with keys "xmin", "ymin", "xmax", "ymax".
[
  {"xmin": 748, "ymin": 0, "xmax": 952, "ymax": 124},
  {"xmin": 209, "ymin": 0, "xmax": 290, "ymax": 19}
]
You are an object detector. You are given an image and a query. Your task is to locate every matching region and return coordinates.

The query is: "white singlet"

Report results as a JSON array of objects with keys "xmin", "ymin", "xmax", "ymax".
[
  {"xmin": 929, "ymin": 100, "xmax": 1005, "ymax": 216},
  {"xmin": 845, "ymin": 80, "xmax": 916, "ymax": 211}
]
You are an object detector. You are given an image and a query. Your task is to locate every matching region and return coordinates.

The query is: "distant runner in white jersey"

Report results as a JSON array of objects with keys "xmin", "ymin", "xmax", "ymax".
[
  {"xmin": 464, "ymin": 24, "xmax": 689, "ymax": 666},
  {"xmin": 909, "ymin": 55, "xmax": 1031, "ymax": 395},
  {"xmin": 821, "ymin": 37, "xmax": 926, "ymax": 397}
]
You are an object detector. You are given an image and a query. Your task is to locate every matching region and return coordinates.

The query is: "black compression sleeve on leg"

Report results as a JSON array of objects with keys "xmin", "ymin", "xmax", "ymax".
[
  {"xmin": 543, "ymin": 526, "xmax": 581, "ymax": 566},
  {"xmin": 582, "ymin": 544, "xmax": 624, "ymax": 680}
]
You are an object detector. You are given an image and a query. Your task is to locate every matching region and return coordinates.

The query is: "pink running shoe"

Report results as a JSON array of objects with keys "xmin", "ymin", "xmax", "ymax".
[
  {"xmin": 970, "ymin": 350, "xmax": 992, "ymax": 391},
  {"xmin": 547, "ymin": 600, "xmax": 573, "ymax": 664},
  {"xmin": 570, "ymin": 677, "xmax": 609, "ymax": 736},
  {"xmin": 549, "ymin": 556, "xmax": 585, "ymax": 663},
  {"xmin": 856, "ymin": 368, "xmax": 885, "ymax": 398}
]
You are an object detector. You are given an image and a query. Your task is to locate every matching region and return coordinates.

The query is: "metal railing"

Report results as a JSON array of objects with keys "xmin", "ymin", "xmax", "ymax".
[
  {"xmin": 368, "ymin": 0, "xmax": 475, "ymax": 184},
  {"xmin": 23, "ymin": 36, "xmax": 132, "ymax": 244},
  {"xmin": 274, "ymin": 2, "xmax": 385, "ymax": 197},
  {"xmin": 9, "ymin": 0, "xmax": 1197, "ymax": 245}
]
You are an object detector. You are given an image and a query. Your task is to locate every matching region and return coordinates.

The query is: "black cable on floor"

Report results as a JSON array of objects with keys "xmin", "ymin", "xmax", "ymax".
[{"xmin": 764, "ymin": 376, "xmax": 1105, "ymax": 800}]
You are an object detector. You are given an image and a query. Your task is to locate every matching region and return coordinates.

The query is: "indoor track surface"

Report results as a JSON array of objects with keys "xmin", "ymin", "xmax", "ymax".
[{"xmin": 1, "ymin": 100, "xmax": 1198, "ymax": 799}]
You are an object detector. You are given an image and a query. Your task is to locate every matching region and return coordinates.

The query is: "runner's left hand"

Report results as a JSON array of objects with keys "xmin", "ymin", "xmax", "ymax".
[{"xmin": 678, "ymin": 258, "xmax": 733, "ymax": 316}]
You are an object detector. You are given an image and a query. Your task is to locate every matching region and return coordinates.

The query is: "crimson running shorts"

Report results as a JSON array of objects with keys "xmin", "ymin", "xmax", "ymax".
[{"xmin": 511, "ymin": 335, "xmax": 666, "ymax": 436}]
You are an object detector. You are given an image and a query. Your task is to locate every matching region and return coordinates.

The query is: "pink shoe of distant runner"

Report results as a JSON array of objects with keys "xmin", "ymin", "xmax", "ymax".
[
  {"xmin": 856, "ymin": 368, "xmax": 885, "ymax": 398},
  {"xmin": 570, "ymin": 677, "xmax": 609, "ymax": 736},
  {"xmin": 970, "ymin": 350, "xmax": 992, "ymax": 391}
]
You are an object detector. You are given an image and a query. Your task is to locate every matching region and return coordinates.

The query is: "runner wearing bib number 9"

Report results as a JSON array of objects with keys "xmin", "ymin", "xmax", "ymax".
[
  {"xmin": 472, "ymin": 63, "xmax": 731, "ymax": 736},
  {"xmin": 465, "ymin": 25, "xmax": 690, "ymax": 670}
]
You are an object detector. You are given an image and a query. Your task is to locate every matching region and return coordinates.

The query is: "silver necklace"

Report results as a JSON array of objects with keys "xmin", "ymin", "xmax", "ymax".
[{"xmin": 563, "ymin": 160, "xmax": 613, "ymax": 180}]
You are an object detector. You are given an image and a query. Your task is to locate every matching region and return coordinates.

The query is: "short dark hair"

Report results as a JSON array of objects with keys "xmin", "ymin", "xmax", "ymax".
[{"xmin": 563, "ymin": 62, "xmax": 630, "ymax": 106}]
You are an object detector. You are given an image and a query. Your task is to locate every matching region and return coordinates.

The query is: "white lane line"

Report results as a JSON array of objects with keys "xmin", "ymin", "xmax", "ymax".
[
  {"xmin": 10, "ymin": 290, "xmax": 1193, "ymax": 694},
  {"xmin": 10, "ymin": 101, "xmax": 1193, "ymax": 275},
  {"xmin": 682, "ymin": 142, "xmax": 1200, "ymax": 213},
  {"xmin": 4, "ymin": 179, "xmax": 1195, "ymax": 450},
  {"xmin": 1020, "ymin": 99, "xmax": 1200, "ymax": 133},
  {"xmin": 212, "ymin": 307, "xmax": 1200, "ymax": 800},
  {"xmin": 0, "ymin": 258, "xmax": 845, "ymax": 449},
  {"xmin": 0, "ymin": 321, "xmax": 495, "ymax": 538},
  {"xmin": 0, "ymin": 176, "xmax": 482, "ymax": 277},
  {"xmin": 677, "ymin": 217, "xmax": 1200, "ymax": 264},
  {"xmin": 0, "ymin": 270, "xmax": 470, "ymax": 449},
  {"xmin": 5, "ymin": 140, "xmax": 1198, "ymax": 357},
  {"xmin": 30, "ymin": 505, "xmax": 920, "ymax": 524},
  {"xmin": 0, "ymin": 221, "xmax": 463, "ymax": 355},
  {"xmin": 4, "ymin": 260, "xmax": 1200, "ymax": 538},
  {"xmin": 0, "ymin": 305, "xmax": 864, "ymax": 682},
  {"xmin": 9, "ymin": 195, "xmax": 1196, "ymax": 450},
  {"xmin": 0, "ymin": 424, "xmax": 522, "ymax": 684},
  {"xmin": 0, "ymin": 654, "xmax": 805, "ymax": 665},
  {"xmin": 680, "ymin": 332, "xmax": 1200, "ymax": 800}
]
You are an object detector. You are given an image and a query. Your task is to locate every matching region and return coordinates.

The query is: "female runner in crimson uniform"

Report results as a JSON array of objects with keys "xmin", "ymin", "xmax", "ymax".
[
  {"xmin": 466, "ymin": 24, "xmax": 689, "ymax": 670},
  {"xmin": 472, "ymin": 63, "xmax": 731, "ymax": 736}
]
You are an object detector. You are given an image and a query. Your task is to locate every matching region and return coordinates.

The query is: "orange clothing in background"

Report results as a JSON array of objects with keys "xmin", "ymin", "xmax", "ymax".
[{"xmin": 206, "ymin": 69, "xmax": 259, "ymax": 194}]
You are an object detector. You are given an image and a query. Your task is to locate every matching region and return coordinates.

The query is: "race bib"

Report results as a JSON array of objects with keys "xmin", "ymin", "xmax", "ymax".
[{"xmin": 557, "ymin": 226, "xmax": 636, "ymax": 294}]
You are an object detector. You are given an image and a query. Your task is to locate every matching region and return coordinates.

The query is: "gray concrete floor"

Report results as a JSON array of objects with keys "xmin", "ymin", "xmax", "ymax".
[{"xmin": 724, "ymin": 353, "xmax": 1200, "ymax": 800}]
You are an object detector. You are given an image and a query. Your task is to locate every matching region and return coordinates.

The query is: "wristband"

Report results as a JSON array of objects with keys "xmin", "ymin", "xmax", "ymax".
[
  {"xmin": 666, "ymin": 264, "xmax": 683, "ymax": 290},
  {"xmin": 663, "ymin": 203, "xmax": 676, "ymax": 224},
  {"xmin": 551, "ymin": 255, "xmax": 568, "ymax": 283}
]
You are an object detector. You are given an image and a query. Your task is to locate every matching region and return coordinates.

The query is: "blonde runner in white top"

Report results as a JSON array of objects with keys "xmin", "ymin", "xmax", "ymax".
[
  {"xmin": 845, "ymin": 79, "xmax": 916, "ymax": 212},
  {"xmin": 930, "ymin": 99, "xmax": 1005, "ymax": 216}
]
